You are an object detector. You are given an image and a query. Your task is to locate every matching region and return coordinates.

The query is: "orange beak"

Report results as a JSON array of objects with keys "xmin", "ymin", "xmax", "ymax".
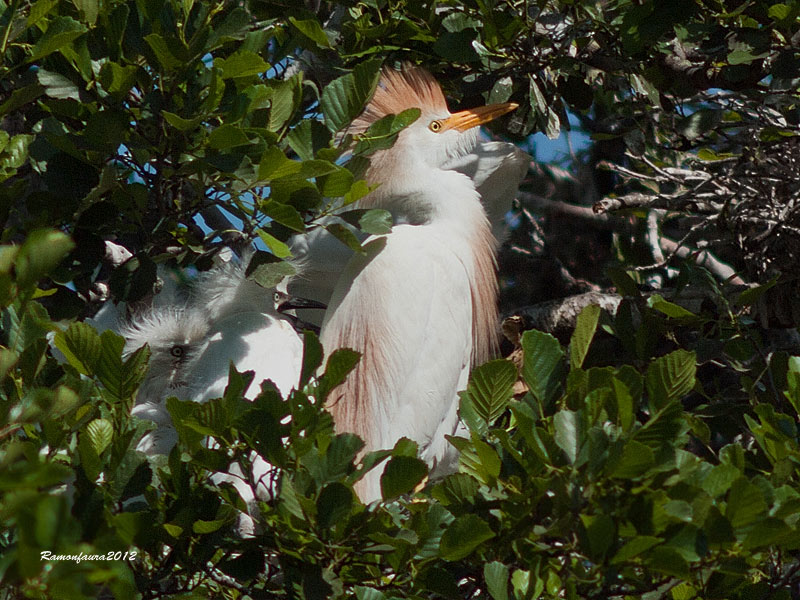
[{"xmin": 440, "ymin": 102, "xmax": 519, "ymax": 132}]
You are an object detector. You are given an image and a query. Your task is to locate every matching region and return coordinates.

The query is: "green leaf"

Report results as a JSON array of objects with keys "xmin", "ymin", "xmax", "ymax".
[
  {"xmin": 344, "ymin": 179, "xmax": 372, "ymax": 205},
  {"xmin": 260, "ymin": 201, "xmax": 305, "ymax": 231},
  {"xmin": 734, "ymin": 278, "xmax": 777, "ymax": 307},
  {"xmin": 450, "ymin": 435, "xmax": 501, "ymax": 486},
  {"xmin": 554, "ymin": 409, "xmax": 581, "ymax": 464},
  {"xmin": 442, "ymin": 12, "xmax": 481, "ymax": 32},
  {"xmin": 440, "ymin": 514, "xmax": 495, "ymax": 561},
  {"xmin": 489, "ymin": 76, "xmax": 513, "ymax": 104},
  {"xmin": 268, "ymin": 76, "xmax": 301, "ymax": 132},
  {"xmin": 307, "ymin": 433, "xmax": 363, "ymax": 483},
  {"xmin": 460, "ymin": 359, "xmax": 516, "ymax": 429},
  {"xmin": 316, "ymin": 482, "xmax": 353, "ymax": 529},
  {"xmin": 357, "ymin": 209, "xmax": 392, "ymax": 235},
  {"xmin": 300, "ymin": 331, "xmax": 324, "ymax": 387},
  {"xmin": 0, "ymin": 348, "xmax": 18, "ymax": 381},
  {"xmin": 434, "ymin": 31, "xmax": 479, "ymax": 62},
  {"xmin": 78, "ymin": 427, "xmax": 102, "ymax": 481},
  {"xmin": 580, "ymin": 513, "xmax": 615, "ymax": 561},
  {"xmin": 645, "ymin": 350, "xmax": 696, "ymax": 411},
  {"xmin": 431, "ymin": 472, "xmax": 480, "ymax": 506},
  {"xmin": 521, "ymin": 329, "xmax": 564, "ymax": 406},
  {"xmin": 162, "ymin": 111, "xmax": 204, "ymax": 131},
  {"xmin": 215, "ymin": 50, "xmax": 270, "ymax": 79},
  {"xmin": 27, "ymin": 0, "xmax": 60, "ymax": 28},
  {"xmin": 0, "ymin": 84, "xmax": 45, "ymax": 118},
  {"xmin": 289, "ymin": 16, "xmax": 331, "ymax": 48},
  {"xmin": 144, "ymin": 33, "xmax": 183, "ymax": 70},
  {"xmin": 612, "ymin": 372, "xmax": 637, "ymax": 431},
  {"xmin": 647, "ymin": 547, "xmax": 690, "ymax": 578},
  {"xmin": 785, "ymin": 356, "xmax": 800, "ymax": 416},
  {"xmin": 529, "ymin": 75, "xmax": 560, "ymax": 139},
  {"xmin": 663, "ymin": 500, "xmax": 693, "ymax": 523},
  {"xmin": 728, "ymin": 49, "xmax": 759, "ymax": 65},
  {"xmin": 671, "ymin": 582, "xmax": 698, "ymax": 600},
  {"xmin": 354, "ymin": 587, "xmax": 386, "ymax": 600},
  {"xmin": 634, "ymin": 400, "xmax": 686, "ymax": 449},
  {"xmin": 380, "ymin": 455, "xmax": 428, "ymax": 500},
  {"xmin": 742, "ymin": 516, "xmax": 793, "ymax": 550},
  {"xmin": 725, "ymin": 477, "xmax": 767, "ymax": 529},
  {"xmin": 769, "ymin": 3, "xmax": 791, "ymax": 20},
  {"xmin": 163, "ymin": 523, "xmax": 183, "ymax": 538},
  {"xmin": 611, "ymin": 536, "xmax": 662, "ymax": 564},
  {"xmin": 37, "ymin": 69, "xmax": 80, "ymax": 101},
  {"xmin": 484, "ymin": 562, "xmax": 509, "ymax": 600},
  {"xmin": 52, "ymin": 321, "xmax": 101, "ymax": 376},
  {"xmin": 318, "ymin": 348, "xmax": 361, "ymax": 400},
  {"xmin": 321, "ymin": 59, "xmax": 382, "ymax": 133},
  {"xmin": 325, "ymin": 222, "xmax": 366, "ymax": 254},
  {"xmin": 93, "ymin": 329, "xmax": 131, "ymax": 400},
  {"xmin": 704, "ymin": 463, "xmax": 741, "ymax": 497},
  {"xmin": 570, "ymin": 304, "xmax": 601, "ymax": 370},
  {"xmin": 29, "ymin": 16, "xmax": 86, "ymax": 62},
  {"xmin": 607, "ymin": 266, "xmax": 641, "ymax": 297},
  {"xmin": 15, "ymin": 229, "xmax": 75, "ymax": 291},
  {"xmin": 208, "ymin": 124, "xmax": 250, "ymax": 150},
  {"xmin": 647, "ymin": 294, "xmax": 697, "ymax": 319},
  {"xmin": 258, "ymin": 148, "xmax": 337, "ymax": 182},
  {"xmin": 610, "ymin": 440, "xmax": 655, "ymax": 479},
  {"xmin": 99, "ymin": 62, "xmax": 138, "ymax": 96},
  {"xmin": 287, "ymin": 119, "xmax": 332, "ymax": 162},
  {"xmin": 511, "ymin": 570, "xmax": 531, "ymax": 599},
  {"xmin": 245, "ymin": 251, "xmax": 295, "ymax": 289},
  {"xmin": 193, "ymin": 519, "xmax": 226, "ymax": 534},
  {"xmin": 257, "ymin": 230, "xmax": 292, "ymax": 259},
  {"xmin": 352, "ymin": 108, "xmax": 420, "ymax": 155},
  {"xmin": 85, "ymin": 418, "xmax": 113, "ymax": 456},
  {"xmin": 72, "ymin": 0, "xmax": 98, "ymax": 24}
]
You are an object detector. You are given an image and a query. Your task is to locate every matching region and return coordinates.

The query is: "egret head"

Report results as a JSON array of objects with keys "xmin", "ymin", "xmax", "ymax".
[
  {"xmin": 350, "ymin": 64, "xmax": 518, "ymax": 171},
  {"xmin": 121, "ymin": 306, "xmax": 209, "ymax": 404}
]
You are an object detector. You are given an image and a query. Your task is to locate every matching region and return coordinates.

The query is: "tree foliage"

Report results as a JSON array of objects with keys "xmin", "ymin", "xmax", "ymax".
[{"xmin": 2, "ymin": 0, "xmax": 800, "ymax": 598}]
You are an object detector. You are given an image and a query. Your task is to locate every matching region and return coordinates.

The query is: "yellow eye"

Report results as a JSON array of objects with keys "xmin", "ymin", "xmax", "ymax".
[{"xmin": 428, "ymin": 120, "xmax": 443, "ymax": 133}]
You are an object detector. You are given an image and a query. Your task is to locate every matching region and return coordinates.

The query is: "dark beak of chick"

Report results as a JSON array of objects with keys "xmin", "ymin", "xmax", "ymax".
[{"xmin": 276, "ymin": 293, "xmax": 327, "ymax": 313}]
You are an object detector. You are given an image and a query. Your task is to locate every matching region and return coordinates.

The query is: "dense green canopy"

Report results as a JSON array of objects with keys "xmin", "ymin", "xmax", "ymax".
[{"xmin": 2, "ymin": 1, "xmax": 800, "ymax": 598}]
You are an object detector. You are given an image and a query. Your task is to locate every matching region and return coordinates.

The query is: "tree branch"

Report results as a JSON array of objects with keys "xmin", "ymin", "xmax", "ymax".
[{"xmin": 660, "ymin": 236, "xmax": 745, "ymax": 285}]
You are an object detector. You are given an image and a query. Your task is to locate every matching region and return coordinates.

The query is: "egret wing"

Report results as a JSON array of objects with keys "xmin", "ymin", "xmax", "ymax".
[
  {"xmin": 444, "ymin": 141, "xmax": 530, "ymax": 244},
  {"xmin": 188, "ymin": 311, "xmax": 303, "ymax": 402},
  {"xmin": 320, "ymin": 226, "xmax": 474, "ymax": 498}
]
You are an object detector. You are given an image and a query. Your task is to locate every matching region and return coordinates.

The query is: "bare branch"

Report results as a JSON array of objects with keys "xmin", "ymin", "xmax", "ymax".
[
  {"xmin": 519, "ymin": 191, "xmax": 622, "ymax": 230},
  {"xmin": 509, "ymin": 291, "xmax": 622, "ymax": 338},
  {"xmin": 660, "ymin": 236, "xmax": 745, "ymax": 285},
  {"xmin": 593, "ymin": 193, "xmax": 719, "ymax": 214}
]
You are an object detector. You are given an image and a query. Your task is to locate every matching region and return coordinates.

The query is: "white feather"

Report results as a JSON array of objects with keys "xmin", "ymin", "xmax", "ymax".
[
  {"xmin": 115, "ymin": 256, "xmax": 303, "ymax": 535},
  {"xmin": 288, "ymin": 141, "xmax": 528, "ymax": 328}
]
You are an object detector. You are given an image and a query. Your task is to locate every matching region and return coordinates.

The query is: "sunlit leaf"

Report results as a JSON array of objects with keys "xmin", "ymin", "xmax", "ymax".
[
  {"xmin": 440, "ymin": 514, "xmax": 495, "ymax": 561},
  {"xmin": 321, "ymin": 59, "xmax": 382, "ymax": 133}
]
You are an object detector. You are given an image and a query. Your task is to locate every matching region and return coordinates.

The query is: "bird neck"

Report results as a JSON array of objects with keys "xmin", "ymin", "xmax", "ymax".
[
  {"xmin": 362, "ymin": 154, "xmax": 500, "ymax": 366},
  {"xmin": 363, "ymin": 153, "xmax": 485, "ymax": 229}
]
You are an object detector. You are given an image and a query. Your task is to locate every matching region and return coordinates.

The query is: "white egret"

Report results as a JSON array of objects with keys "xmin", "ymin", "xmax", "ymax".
[
  {"xmin": 319, "ymin": 64, "xmax": 519, "ymax": 501},
  {"xmin": 287, "ymin": 140, "xmax": 529, "ymax": 326},
  {"xmin": 119, "ymin": 255, "xmax": 319, "ymax": 535}
]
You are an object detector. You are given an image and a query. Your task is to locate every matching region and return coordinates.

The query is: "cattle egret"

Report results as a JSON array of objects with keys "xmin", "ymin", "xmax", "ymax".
[
  {"xmin": 287, "ymin": 140, "xmax": 529, "ymax": 326},
  {"xmin": 319, "ymin": 64, "xmax": 519, "ymax": 501},
  {"xmin": 119, "ymin": 255, "xmax": 318, "ymax": 535}
]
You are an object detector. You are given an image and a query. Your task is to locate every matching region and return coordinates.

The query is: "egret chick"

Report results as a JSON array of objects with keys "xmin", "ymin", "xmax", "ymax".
[{"xmin": 120, "ymin": 256, "xmax": 314, "ymax": 535}]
